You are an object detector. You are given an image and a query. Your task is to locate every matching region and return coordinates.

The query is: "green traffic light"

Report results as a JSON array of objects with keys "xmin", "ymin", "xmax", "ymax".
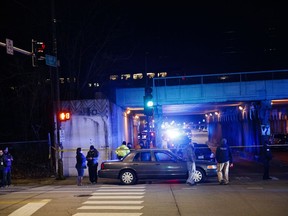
[{"xmin": 147, "ymin": 100, "xmax": 153, "ymax": 107}]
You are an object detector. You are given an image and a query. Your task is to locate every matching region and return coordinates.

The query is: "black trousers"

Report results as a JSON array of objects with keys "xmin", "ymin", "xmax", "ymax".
[
  {"xmin": 263, "ymin": 160, "xmax": 270, "ymax": 179},
  {"xmin": 88, "ymin": 163, "xmax": 98, "ymax": 183}
]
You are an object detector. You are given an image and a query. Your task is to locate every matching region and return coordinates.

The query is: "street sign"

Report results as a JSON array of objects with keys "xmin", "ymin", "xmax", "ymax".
[
  {"xmin": 6, "ymin": 38, "xmax": 14, "ymax": 55},
  {"xmin": 59, "ymin": 129, "xmax": 65, "ymax": 143},
  {"xmin": 45, "ymin": 54, "xmax": 57, "ymax": 67}
]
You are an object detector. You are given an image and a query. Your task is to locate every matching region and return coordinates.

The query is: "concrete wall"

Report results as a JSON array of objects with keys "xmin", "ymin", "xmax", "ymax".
[{"xmin": 60, "ymin": 99, "xmax": 127, "ymax": 177}]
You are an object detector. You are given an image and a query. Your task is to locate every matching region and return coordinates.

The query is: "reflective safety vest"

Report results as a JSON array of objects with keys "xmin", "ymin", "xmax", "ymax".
[{"xmin": 115, "ymin": 145, "xmax": 130, "ymax": 157}]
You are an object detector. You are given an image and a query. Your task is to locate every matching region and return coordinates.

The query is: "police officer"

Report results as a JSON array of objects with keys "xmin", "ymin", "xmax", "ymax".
[
  {"xmin": 115, "ymin": 141, "xmax": 130, "ymax": 159},
  {"xmin": 262, "ymin": 140, "xmax": 272, "ymax": 180}
]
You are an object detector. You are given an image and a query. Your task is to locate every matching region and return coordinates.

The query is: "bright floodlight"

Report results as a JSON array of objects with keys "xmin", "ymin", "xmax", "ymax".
[{"xmin": 166, "ymin": 129, "xmax": 180, "ymax": 139}]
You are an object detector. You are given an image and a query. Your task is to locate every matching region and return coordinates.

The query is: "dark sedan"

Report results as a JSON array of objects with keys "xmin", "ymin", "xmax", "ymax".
[{"xmin": 98, "ymin": 149, "xmax": 217, "ymax": 185}]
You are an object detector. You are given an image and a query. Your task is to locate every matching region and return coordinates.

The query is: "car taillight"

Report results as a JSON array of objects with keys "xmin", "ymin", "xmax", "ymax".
[
  {"xmin": 207, "ymin": 165, "xmax": 217, "ymax": 169},
  {"xmin": 101, "ymin": 163, "xmax": 105, "ymax": 169}
]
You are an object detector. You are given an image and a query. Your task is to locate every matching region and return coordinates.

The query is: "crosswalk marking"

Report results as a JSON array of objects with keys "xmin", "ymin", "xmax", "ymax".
[
  {"xmin": 78, "ymin": 206, "xmax": 144, "ymax": 210},
  {"xmin": 73, "ymin": 185, "xmax": 146, "ymax": 216},
  {"xmin": 96, "ymin": 189, "xmax": 145, "ymax": 192},
  {"xmin": 88, "ymin": 196, "xmax": 144, "ymax": 199},
  {"xmin": 91, "ymin": 192, "xmax": 145, "ymax": 195},
  {"xmin": 73, "ymin": 213, "xmax": 143, "ymax": 216},
  {"xmin": 8, "ymin": 199, "xmax": 51, "ymax": 216},
  {"xmin": 84, "ymin": 201, "xmax": 144, "ymax": 205},
  {"xmin": 99, "ymin": 186, "xmax": 145, "ymax": 189}
]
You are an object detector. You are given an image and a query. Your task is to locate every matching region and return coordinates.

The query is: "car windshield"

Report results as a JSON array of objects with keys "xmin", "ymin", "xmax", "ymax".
[{"xmin": 167, "ymin": 150, "xmax": 184, "ymax": 161}]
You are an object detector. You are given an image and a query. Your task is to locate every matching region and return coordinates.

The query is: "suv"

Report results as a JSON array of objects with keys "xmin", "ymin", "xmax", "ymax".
[
  {"xmin": 272, "ymin": 134, "xmax": 288, "ymax": 145},
  {"xmin": 194, "ymin": 143, "xmax": 215, "ymax": 160},
  {"xmin": 173, "ymin": 143, "xmax": 215, "ymax": 161}
]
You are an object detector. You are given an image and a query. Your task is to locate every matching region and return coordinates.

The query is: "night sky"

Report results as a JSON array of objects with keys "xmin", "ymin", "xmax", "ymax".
[
  {"xmin": 1, "ymin": 1, "xmax": 288, "ymax": 141},
  {"xmin": 1, "ymin": 1, "xmax": 288, "ymax": 77}
]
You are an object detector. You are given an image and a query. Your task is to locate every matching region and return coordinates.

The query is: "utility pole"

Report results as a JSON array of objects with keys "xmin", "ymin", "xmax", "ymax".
[{"xmin": 51, "ymin": 0, "xmax": 64, "ymax": 179}]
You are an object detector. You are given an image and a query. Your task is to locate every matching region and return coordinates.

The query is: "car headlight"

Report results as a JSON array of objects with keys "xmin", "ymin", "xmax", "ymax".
[{"xmin": 207, "ymin": 165, "xmax": 217, "ymax": 169}]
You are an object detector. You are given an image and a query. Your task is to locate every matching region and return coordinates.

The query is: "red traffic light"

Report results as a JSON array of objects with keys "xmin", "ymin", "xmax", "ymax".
[{"xmin": 59, "ymin": 112, "xmax": 71, "ymax": 121}]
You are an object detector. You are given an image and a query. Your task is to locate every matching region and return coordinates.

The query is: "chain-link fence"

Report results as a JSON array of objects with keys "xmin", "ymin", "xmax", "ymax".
[{"xmin": 0, "ymin": 140, "xmax": 54, "ymax": 179}]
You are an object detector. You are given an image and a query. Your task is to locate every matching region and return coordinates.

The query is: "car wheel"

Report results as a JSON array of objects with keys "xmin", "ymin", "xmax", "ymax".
[
  {"xmin": 194, "ymin": 168, "xmax": 206, "ymax": 183},
  {"xmin": 120, "ymin": 170, "xmax": 137, "ymax": 185}
]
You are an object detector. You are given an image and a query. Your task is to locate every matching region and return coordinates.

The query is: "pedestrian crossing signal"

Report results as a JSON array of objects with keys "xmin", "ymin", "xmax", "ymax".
[{"xmin": 59, "ymin": 112, "xmax": 71, "ymax": 121}]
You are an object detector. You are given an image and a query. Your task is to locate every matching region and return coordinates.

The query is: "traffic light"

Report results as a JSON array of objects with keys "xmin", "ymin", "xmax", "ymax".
[
  {"xmin": 58, "ymin": 111, "xmax": 71, "ymax": 121},
  {"xmin": 32, "ymin": 39, "xmax": 46, "ymax": 67},
  {"xmin": 144, "ymin": 87, "xmax": 153, "ymax": 116}
]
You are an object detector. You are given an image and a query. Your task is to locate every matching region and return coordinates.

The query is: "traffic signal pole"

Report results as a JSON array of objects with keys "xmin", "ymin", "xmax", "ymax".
[
  {"xmin": 0, "ymin": 41, "xmax": 32, "ymax": 56},
  {"xmin": 144, "ymin": 87, "xmax": 153, "ymax": 148},
  {"xmin": 51, "ymin": 0, "xmax": 64, "ymax": 180}
]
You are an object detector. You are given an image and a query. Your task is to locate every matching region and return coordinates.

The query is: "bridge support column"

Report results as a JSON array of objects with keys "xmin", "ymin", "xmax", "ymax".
[
  {"xmin": 132, "ymin": 115, "xmax": 140, "ymax": 149},
  {"xmin": 258, "ymin": 100, "xmax": 272, "ymax": 144},
  {"xmin": 207, "ymin": 102, "xmax": 265, "ymax": 158},
  {"xmin": 154, "ymin": 105, "xmax": 163, "ymax": 148}
]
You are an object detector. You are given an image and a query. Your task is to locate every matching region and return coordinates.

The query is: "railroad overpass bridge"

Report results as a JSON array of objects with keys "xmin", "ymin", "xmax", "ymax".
[
  {"xmin": 116, "ymin": 70, "xmax": 288, "ymax": 116},
  {"xmin": 58, "ymin": 70, "xmax": 288, "ymax": 176},
  {"xmin": 116, "ymin": 70, "xmax": 288, "ymax": 150}
]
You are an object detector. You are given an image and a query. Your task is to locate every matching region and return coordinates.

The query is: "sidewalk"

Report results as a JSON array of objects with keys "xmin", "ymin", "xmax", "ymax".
[{"xmin": 11, "ymin": 153, "xmax": 288, "ymax": 186}]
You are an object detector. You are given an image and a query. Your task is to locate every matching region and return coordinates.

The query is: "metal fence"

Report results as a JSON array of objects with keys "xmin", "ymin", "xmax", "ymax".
[{"xmin": 0, "ymin": 140, "xmax": 53, "ymax": 178}]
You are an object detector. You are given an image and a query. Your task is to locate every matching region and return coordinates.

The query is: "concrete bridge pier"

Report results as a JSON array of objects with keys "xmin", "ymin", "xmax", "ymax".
[{"xmin": 206, "ymin": 100, "xmax": 272, "ymax": 159}]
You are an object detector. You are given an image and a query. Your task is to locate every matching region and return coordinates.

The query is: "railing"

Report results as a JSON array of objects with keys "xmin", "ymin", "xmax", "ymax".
[{"xmin": 153, "ymin": 69, "xmax": 288, "ymax": 88}]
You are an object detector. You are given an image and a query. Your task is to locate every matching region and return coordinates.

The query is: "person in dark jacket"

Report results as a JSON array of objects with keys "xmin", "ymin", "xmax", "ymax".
[
  {"xmin": 182, "ymin": 142, "xmax": 197, "ymax": 186},
  {"xmin": 215, "ymin": 138, "xmax": 233, "ymax": 185},
  {"xmin": 86, "ymin": 145, "xmax": 99, "ymax": 184},
  {"xmin": 75, "ymin": 147, "xmax": 86, "ymax": 186},
  {"xmin": 3, "ymin": 147, "xmax": 13, "ymax": 187},
  {"xmin": 262, "ymin": 140, "xmax": 272, "ymax": 180},
  {"xmin": 0, "ymin": 150, "xmax": 6, "ymax": 187}
]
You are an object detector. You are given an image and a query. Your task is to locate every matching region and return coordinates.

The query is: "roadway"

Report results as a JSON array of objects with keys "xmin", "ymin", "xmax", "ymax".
[{"xmin": 0, "ymin": 153, "xmax": 287, "ymax": 216}]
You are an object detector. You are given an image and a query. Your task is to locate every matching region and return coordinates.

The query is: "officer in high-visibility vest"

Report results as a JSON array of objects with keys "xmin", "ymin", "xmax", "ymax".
[{"xmin": 115, "ymin": 141, "xmax": 130, "ymax": 160}]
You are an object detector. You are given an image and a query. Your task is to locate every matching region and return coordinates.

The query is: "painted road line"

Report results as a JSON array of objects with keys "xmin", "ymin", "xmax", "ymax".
[
  {"xmin": 89, "ymin": 196, "xmax": 144, "ymax": 199},
  {"xmin": 15, "ymin": 190, "xmax": 94, "ymax": 194},
  {"xmin": 100, "ymin": 185, "xmax": 146, "ymax": 189},
  {"xmin": 29, "ymin": 186, "xmax": 56, "ymax": 190},
  {"xmin": 73, "ymin": 213, "xmax": 143, "ymax": 216},
  {"xmin": 83, "ymin": 201, "xmax": 144, "ymax": 204},
  {"xmin": 246, "ymin": 187, "xmax": 263, "ymax": 190},
  {"xmin": 8, "ymin": 199, "xmax": 51, "ymax": 216},
  {"xmin": 182, "ymin": 187, "xmax": 197, "ymax": 190},
  {"xmin": 96, "ymin": 189, "xmax": 145, "ymax": 192},
  {"xmin": 78, "ymin": 206, "xmax": 144, "ymax": 210},
  {"xmin": 91, "ymin": 192, "xmax": 145, "ymax": 195}
]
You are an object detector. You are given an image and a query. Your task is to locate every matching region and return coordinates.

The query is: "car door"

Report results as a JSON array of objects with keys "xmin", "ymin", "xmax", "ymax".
[
  {"xmin": 131, "ymin": 151, "xmax": 156, "ymax": 179},
  {"xmin": 153, "ymin": 150, "xmax": 187, "ymax": 179}
]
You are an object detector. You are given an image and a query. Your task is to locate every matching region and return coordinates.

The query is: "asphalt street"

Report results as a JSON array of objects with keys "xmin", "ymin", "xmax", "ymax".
[
  {"xmin": 0, "ymin": 152, "xmax": 287, "ymax": 216},
  {"xmin": 7, "ymin": 150, "xmax": 288, "ymax": 187}
]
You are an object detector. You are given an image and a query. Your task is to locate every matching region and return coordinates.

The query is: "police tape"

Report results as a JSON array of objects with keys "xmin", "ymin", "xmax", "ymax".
[{"xmin": 51, "ymin": 144, "xmax": 288, "ymax": 152}]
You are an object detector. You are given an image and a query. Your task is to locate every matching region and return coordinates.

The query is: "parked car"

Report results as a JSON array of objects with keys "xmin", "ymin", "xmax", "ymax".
[
  {"xmin": 194, "ymin": 143, "xmax": 215, "ymax": 160},
  {"xmin": 173, "ymin": 143, "xmax": 215, "ymax": 161},
  {"xmin": 271, "ymin": 134, "xmax": 288, "ymax": 151},
  {"xmin": 272, "ymin": 134, "xmax": 288, "ymax": 145},
  {"xmin": 98, "ymin": 149, "xmax": 217, "ymax": 185}
]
